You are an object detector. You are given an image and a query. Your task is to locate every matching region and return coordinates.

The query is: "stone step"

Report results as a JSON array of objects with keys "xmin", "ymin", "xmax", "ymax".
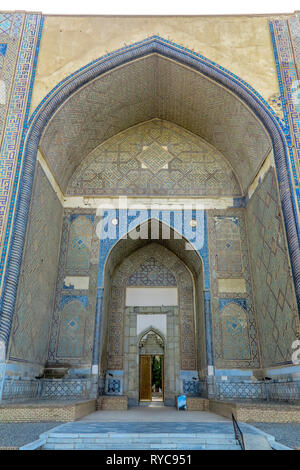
[
  {"xmin": 42, "ymin": 442, "xmax": 241, "ymax": 450},
  {"xmin": 45, "ymin": 431, "xmax": 236, "ymax": 439},
  {"xmin": 45, "ymin": 435, "xmax": 237, "ymax": 443},
  {"xmin": 41, "ymin": 431, "xmax": 240, "ymax": 450}
]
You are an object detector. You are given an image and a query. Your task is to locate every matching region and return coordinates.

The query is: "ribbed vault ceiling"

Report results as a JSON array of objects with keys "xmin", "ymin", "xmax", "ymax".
[{"xmin": 40, "ymin": 54, "xmax": 271, "ymax": 194}]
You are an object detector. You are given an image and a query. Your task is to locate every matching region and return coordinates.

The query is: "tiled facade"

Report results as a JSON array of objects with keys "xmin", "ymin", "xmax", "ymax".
[
  {"xmin": 47, "ymin": 211, "xmax": 99, "ymax": 367},
  {"xmin": 0, "ymin": 13, "xmax": 43, "ymax": 297},
  {"xmin": 270, "ymin": 16, "xmax": 300, "ymax": 218},
  {"xmin": 8, "ymin": 162, "xmax": 63, "ymax": 365},
  {"xmin": 246, "ymin": 168, "xmax": 299, "ymax": 367},
  {"xmin": 0, "ymin": 14, "xmax": 300, "ymax": 405},
  {"xmin": 207, "ymin": 210, "xmax": 260, "ymax": 369}
]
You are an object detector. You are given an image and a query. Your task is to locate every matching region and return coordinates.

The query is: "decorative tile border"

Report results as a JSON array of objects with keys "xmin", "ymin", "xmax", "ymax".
[
  {"xmin": 0, "ymin": 13, "xmax": 44, "ymax": 297},
  {"xmin": 269, "ymin": 19, "xmax": 300, "ymax": 218}
]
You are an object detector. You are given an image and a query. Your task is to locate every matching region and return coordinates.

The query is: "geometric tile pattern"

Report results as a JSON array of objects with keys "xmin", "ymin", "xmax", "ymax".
[
  {"xmin": 67, "ymin": 119, "xmax": 242, "ymax": 197},
  {"xmin": 40, "ymin": 379, "xmax": 91, "ymax": 400},
  {"xmin": 107, "ymin": 243, "xmax": 196, "ymax": 370},
  {"xmin": 183, "ymin": 380, "xmax": 200, "ymax": 394},
  {"xmin": 0, "ymin": 13, "xmax": 43, "ymax": 298},
  {"xmin": 0, "ymin": 14, "xmax": 14, "ymax": 35},
  {"xmin": 214, "ymin": 217, "xmax": 243, "ymax": 274},
  {"xmin": 208, "ymin": 210, "xmax": 260, "ymax": 368},
  {"xmin": 128, "ymin": 256, "xmax": 177, "ymax": 286},
  {"xmin": 56, "ymin": 300, "xmax": 88, "ymax": 359},
  {"xmin": 2, "ymin": 378, "xmax": 39, "ymax": 401},
  {"xmin": 96, "ymin": 209, "xmax": 209, "ymax": 376},
  {"xmin": 66, "ymin": 216, "xmax": 93, "ymax": 271},
  {"xmin": 219, "ymin": 302, "xmax": 251, "ymax": 360},
  {"xmin": 214, "ymin": 381, "xmax": 266, "ymax": 400},
  {"xmin": 47, "ymin": 210, "xmax": 99, "ymax": 367},
  {"xmin": 107, "ymin": 379, "xmax": 121, "ymax": 394},
  {"xmin": 246, "ymin": 167, "xmax": 299, "ymax": 366},
  {"xmin": 139, "ymin": 142, "xmax": 173, "ymax": 173},
  {"xmin": 270, "ymin": 18, "xmax": 300, "ymax": 217},
  {"xmin": 267, "ymin": 93, "xmax": 284, "ymax": 122},
  {"xmin": 8, "ymin": 163, "xmax": 63, "ymax": 365},
  {"xmin": 41, "ymin": 55, "xmax": 270, "ymax": 194}
]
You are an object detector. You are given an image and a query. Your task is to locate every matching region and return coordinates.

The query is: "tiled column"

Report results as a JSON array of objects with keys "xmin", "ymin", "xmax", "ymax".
[
  {"xmin": 91, "ymin": 288, "xmax": 104, "ymax": 396},
  {"xmin": 204, "ymin": 290, "xmax": 215, "ymax": 398},
  {"xmin": 0, "ymin": 12, "xmax": 43, "ymax": 357}
]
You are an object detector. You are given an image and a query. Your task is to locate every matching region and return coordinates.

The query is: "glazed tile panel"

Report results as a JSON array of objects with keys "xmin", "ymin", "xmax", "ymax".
[
  {"xmin": 246, "ymin": 168, "xmax": 299, "ymax": 367},
  {"xmin": 207, "ymin": 210, "xmax": 260, "ymax": 368},
  {"xmin": 67, "ymin": 119, "xmax": 241, "ymax": 197},
  {"xmin": 47, "ymin": 210, "xmax": 99, "ymax": 366},
  {"xmin": 270, "ymin": 18, "xmax": 300, "ymax": 216},
  {"xmin": 127, "ymin": 256, "xmax": 177, "ymax": 286},
  {"xmin": 41, "ymin": 55, "xmax": 270, "ymax": 194},
  {"xmin": 0, "ymin": 13, "xmax": 43, "ymax": 292},
  {"xmin": 8, "ymin": 163, "xmax": 63, "ymax": 365},
  {"xmin": 107, "ymin": 243, "xmax": 196, "ymax": 371}
]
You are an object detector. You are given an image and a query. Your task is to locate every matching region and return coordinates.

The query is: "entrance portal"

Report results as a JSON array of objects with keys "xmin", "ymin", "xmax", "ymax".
[{"xmin": 139, "ymin": 355, "xmax": 164, "ymax": 402}]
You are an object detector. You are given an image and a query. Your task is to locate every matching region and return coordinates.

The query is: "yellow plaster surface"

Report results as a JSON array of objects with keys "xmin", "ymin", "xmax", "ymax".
[
  {"xmin": 218, "ymin": 278, "xmax": 247, "ymax": 293},
  {"xmin": 31, "ymin": 15, "xmax": 279, "ymax": 113}
]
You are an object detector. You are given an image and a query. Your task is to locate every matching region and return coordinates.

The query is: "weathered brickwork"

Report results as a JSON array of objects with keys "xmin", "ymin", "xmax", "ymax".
[
  {"xmin": 186, "ymin": 397, "xmax": 209, "ymax": 411},
  {"xmin": 0, "ymin": 400, "xmax": 96, "ymax": 422},
  {"xmin": 246, "ymin": 168, "xmax": 299, "ymax": 367},
  {"xmin": 8, "ymin": 163, "xmax": 63, "ymax": 365},
  {"xmin": 209, "ymin": 400, "xmax": 300, "ymax": 423},
  {"xmin": 97, "ymin": 396, "xmax": 128, "ymax": 410}
]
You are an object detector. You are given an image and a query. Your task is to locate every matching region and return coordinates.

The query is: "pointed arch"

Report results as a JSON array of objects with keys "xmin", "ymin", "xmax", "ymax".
[
  {"xmin": 138, "ymin": 326, "xmax": 165, "ymax": 344},
  {"xmin": 104, "ymin": 241, "xmax": 197, "ymax": 371},
  {"xmin": 1, "ymin": 35, "xmax": 299, "ymax": 359}
]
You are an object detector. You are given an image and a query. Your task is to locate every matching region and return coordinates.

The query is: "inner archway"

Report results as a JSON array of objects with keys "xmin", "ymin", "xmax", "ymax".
[{"xmin": 99, "ymin": 222, "xmax": 206, "ymax": 406}]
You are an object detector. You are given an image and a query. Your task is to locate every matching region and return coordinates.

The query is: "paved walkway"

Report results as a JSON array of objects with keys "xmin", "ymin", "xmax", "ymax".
[
  {"xmin": 80, "ymin": 405, "xmax": 229, "ymax": 422},
  {"xmin": 0, "ymin": 422, "xmax": 63, "ymax": 449},
  {"xmin": 249, "ymin": 422, "xmax": 300, "ymax": 449}
]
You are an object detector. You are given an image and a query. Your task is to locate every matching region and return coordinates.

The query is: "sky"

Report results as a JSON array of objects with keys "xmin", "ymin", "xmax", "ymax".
[{"xmin": 1, "ymin": 0, "xmax": 299, "ymax": 15}]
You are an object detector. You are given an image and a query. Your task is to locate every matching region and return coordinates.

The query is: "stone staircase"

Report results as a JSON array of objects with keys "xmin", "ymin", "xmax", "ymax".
[
  {"xmin": 20, "ymin": 421, "xmax": 242, "ymax": 450},
  {"xmin": 41, "ymin": 433, "xmax": 241, "ymax": 450}
]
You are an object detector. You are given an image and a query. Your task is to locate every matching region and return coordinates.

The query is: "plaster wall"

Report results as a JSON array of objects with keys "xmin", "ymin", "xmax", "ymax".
[
  {"xmin": 126, "ymin": 287, "xmax": 178, "ymax": 306},
  {"xmin": 31, "ymin": 15, "xmax": 280, "ymax": 114}
]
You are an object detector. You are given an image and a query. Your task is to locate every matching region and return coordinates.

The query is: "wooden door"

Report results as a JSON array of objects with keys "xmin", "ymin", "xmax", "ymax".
[{"xmin": 139, "ymin": 355, "xmax": 152, "ymax": 401}]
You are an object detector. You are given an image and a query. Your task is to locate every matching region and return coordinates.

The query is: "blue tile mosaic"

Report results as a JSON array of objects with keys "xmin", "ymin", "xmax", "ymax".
[{"xmin": 0, "ymin": 44, "xmax": 7, "ymax": 56}]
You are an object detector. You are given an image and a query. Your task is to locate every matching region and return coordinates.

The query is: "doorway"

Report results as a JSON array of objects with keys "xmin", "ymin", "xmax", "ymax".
[{"xmin": 139, "ymin": 355, "xmax": 164, "ymax": 402}]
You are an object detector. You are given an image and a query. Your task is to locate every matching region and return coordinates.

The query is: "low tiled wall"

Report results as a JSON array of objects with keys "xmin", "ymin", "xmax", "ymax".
[
  {"xmin": 186, "ymin": 397, "xmax": 209, "ymax": 411},
  {"xmin": 96, "ymin": 395, "xmax": 128, "ymax": 410},
  {"xmin": 0, "ymin": 399, "xmax": 96, "ymax": 422},
  {"xmin": 209, "ymin": 400, "xmax": 300, "ymax": 422}
]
